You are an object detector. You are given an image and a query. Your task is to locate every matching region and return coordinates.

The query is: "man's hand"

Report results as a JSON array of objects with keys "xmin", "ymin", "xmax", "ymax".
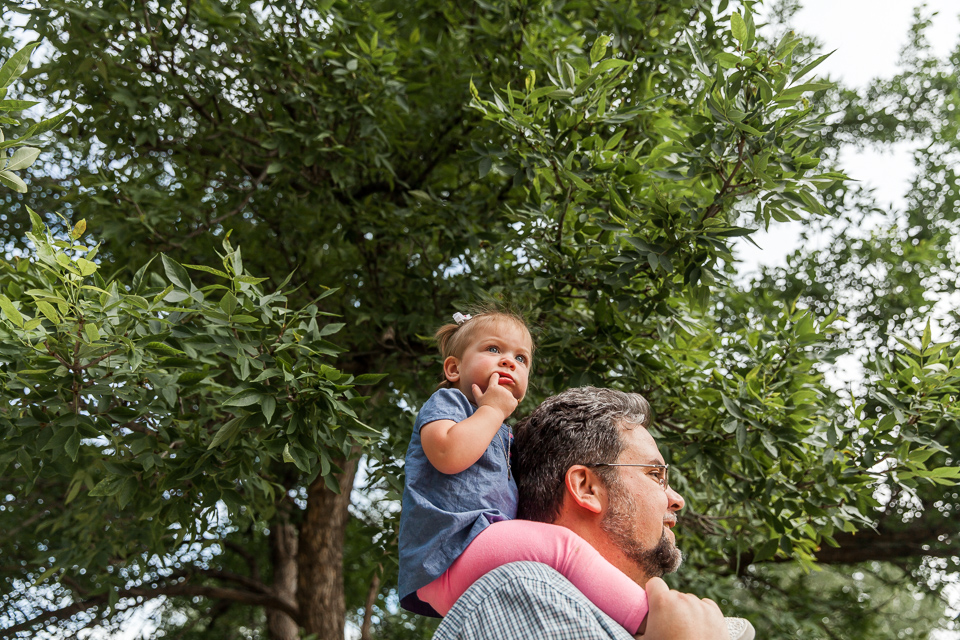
[
  {"xmin": 639, "ymin": 578, "xmax": 728, "ymax": 640},
  {"xmin": 473, "ymin": 372, "xmax": 519, "ymax": 420}
]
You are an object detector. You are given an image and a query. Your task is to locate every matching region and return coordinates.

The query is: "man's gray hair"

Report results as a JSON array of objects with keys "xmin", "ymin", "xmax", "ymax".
[{"xmin": 513, "ymin": 387, "xmax": 652, "ymax": 523}]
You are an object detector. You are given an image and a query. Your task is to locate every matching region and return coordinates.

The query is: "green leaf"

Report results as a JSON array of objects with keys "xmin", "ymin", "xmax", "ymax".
[
  {"xmin": 225, "ymin": 390, "xmax": 263, "ymax": 407},
  {"xmin": 683, "ymin": 31, "xmax": 709, "ymax": 75},
  {"xmin": 64, "ymin": 479, "xmax": 82, "ymax": 505},
  {"xmin": 604, "ymin": 129, "xmax": 626, "ymax": 150},
  {"xmin": 593, "ymin": 58, "xmax": 631, "ymax": 73},
  {"xmin": 349, "ymin": 417, "xmax": 380, "ymax": 436},
  {"xmin": 283, "ymin": 442, "xmax": 311, "ymax": 472},
  {"xmin": 72, "ymin": 219, "xmax": 87, "ymax": 240},
  {"xmin": 721, "ymin": 394, "xmax": 747, "ymax": 420},
  {"xmin": 715, "ymin": 52, "xmax": 741, "ymax": 69},
  {"xmin": 0, "ymin": 99, "xmax": 40, "ymax": 111},
  {"xmin": 324, "ymin": 472, "xmax": 342, "ymax": 494},
  {"xmin": 89, "ymin": 476, "xmax": 125, "ymax": 497},
  {"xmin": 792, "ymin": 52, "xmax": 833, "ymax": 83},
  {"xmin": 208, "ymin": 416, "xmax": 245, "ymax": 449},
  {"xmin": 4, "ymin": 146, "xmax": 41, "ymax": 171},
  {"xmin": 262, "ymin": 395, "xmax": 277, "ymax": 423},
  {"xmin": 926, "ymin": 467, "xmax": 960, "ymax": 479},
  {"xmin": 22, "ymin": 109, "xmax": 72, "ymax": 138},
  {"xmin": 320, "ymin": 322, "xmax": 346, "ymax": 337},
  {"xmin": 184, "ymin": 264, "xmax": 231, "ymax": 279},
  {"xmin": 35, "ymin": 300, "xmax": 59, "ymax": 324},
  {"xmin": 220, "ymin": 291, "xmax": 238, "ymax": 316},
  {"xmin": 908, "ymin": 448, "xmax": 938, "ymax": 464},
  {"xmin": 0, "ymin": 169, "xmax": 27, "ymax": 193},
  {"xmin": 776, "ymin": 82, "xmax": 833, "ymax": 101},
  {"xmin": 26, "ymin": 206, "xmax": 46, "ymax": 234},
  {"xmin": 76, "ymin": 258, "xmax": 98, "ymax": 277},
  {"xmin": 894, "ymin": 337, "xmax": 922, "ymax": 357},
  {"xmin": 26, "ymin": 289, "xmax": 67, "ymax": 304},
  {"xmin": 0, "ymin": 294, "xmax": 24, "ymax": 327},
  {"xmin": 731, "ymin": 13, "xmax": 747, "ymax": 45},
  {"xmin": 353, "ymin": 373, "xmax": 387, "ymax": 385},
  {"xmin": 590, "ymin": 34, "xmax": 610, "ymax": 65},
  {"xmin": 144, "ymin": 342, "xmax": 183, "ymax": 355},
  {"xmin": 84, "ymin": 323, "xmax": 100, "ymax": 342},
  {"xmin": 161, "ymin": 254, "xmax": 193, "ymax": 290},
  {"xmin": 736, "ymin": 422, "xmax": 747, "ymax": 452},
  {"xmin": 753, "ymin": 537, "xmax": 780, "ymax": 562},
  {"xmin": 118, "ymin": 477, "xmax": 138, "ymax": 509},
  {"xmin": 0, "ymin": 42, "xmax": 39, "ymax": 89},
  {"xmin": 65, "ymin": 432, "xmax": 80, "ymax": 462},
  {"xmin": 177, "ymin": 371, "xmax": 210, "ymax": 385}
]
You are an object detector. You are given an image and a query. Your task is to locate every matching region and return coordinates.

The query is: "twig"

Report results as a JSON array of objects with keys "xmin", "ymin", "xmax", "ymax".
[
  {"xmin": 183, "ymin": 166, "xmax": 270, "ymax": 241},
  {"xmin": 704, "ymin": 135, "xmax": 747, "ymax": 220}
]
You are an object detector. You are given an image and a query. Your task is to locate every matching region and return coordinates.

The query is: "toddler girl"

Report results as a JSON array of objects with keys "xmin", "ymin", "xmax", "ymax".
[{"xmin": 397, "ymin": 309, "xmax": 652, "ymax": 634}]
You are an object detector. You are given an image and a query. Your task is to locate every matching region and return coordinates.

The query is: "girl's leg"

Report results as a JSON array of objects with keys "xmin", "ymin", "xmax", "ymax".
[{"xmin": 417, "ymin": 519, "xmax": 648, "ymax": 633}]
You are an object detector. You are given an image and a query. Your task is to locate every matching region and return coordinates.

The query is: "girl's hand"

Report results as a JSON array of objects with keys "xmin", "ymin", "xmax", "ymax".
[{"xmin": 473, "ymin": 371, "xmax": 520, "ymax": 420}]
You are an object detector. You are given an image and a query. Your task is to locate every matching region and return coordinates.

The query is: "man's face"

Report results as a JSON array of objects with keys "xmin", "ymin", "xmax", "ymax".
[{"xmin": 599, "ymin": 425, "xmax": 685, "ymax": 580}]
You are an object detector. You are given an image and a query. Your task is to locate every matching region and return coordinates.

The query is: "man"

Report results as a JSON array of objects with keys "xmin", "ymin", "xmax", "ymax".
[{"xmin": 433, "ymin": 387, "xmax": 753, "ymax": 640}]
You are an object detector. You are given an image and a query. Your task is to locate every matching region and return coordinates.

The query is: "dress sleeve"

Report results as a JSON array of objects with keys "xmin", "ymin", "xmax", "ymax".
[
  {"xmin": 432, "ymin": 562, "xmax": 632, "ymax": 640},
  {"xmin": 415, "ymin": 388, "xmax": 474, "ymax": 433}
]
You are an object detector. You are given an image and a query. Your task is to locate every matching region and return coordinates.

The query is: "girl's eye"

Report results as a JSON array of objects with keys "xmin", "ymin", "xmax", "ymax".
[
  {"xmin": 516, "ymin": 355, "xmax": 527, "ymax": 364},
  {"xmin": 487, "ymin": 346, "xmax": 500, "ymax": 353}
]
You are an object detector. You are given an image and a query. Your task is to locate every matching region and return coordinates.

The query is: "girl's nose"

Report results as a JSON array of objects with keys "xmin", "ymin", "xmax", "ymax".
[{"xmin": 500, "ymin": 355, "xmax": 515, "ymax": 369}]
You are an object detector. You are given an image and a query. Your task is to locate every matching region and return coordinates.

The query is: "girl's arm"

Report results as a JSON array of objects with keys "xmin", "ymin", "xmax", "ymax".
[{"xmin": 420, "ymin": 373, "xmax": 518, "ymax": 475}]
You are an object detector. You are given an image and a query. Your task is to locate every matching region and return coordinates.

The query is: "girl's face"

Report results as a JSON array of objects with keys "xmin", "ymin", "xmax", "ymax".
[{"xmin": 444, "ymin": 322, "xmax": 532, "ymax": 406}]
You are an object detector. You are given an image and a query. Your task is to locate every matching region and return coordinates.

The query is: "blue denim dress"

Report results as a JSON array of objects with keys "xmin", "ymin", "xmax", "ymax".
[{"xmin": 398, "ymin": 388, "xmax": 519, "ymax": 616}]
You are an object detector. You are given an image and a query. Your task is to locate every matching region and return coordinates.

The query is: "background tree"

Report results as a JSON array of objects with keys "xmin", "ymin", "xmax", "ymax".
[
  {"xmin": 0, "ymin": 1, "xmax": 958, "ymax": 639},
  {"xmin": 712, "ymin": 5, "xmax": 960, "ymax": 637}
]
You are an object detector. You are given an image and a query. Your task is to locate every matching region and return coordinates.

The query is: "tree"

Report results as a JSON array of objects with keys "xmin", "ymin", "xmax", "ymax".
[
  {"xmin": 712, "ymin": 5, "xmax": 960, "ymax": 636},
  {"xmin": 0, "ymin": 1, "xmax": 957, "ymax": 639},
  {"xmin": 1, "ymin": 41, "xmax": 381, "ymax": 640}
]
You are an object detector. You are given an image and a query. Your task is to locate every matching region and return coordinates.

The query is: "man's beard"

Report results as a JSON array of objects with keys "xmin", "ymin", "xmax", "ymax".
[{"xmin": 600, "ymin": 480, "xmax": 683, "ymax": 578}]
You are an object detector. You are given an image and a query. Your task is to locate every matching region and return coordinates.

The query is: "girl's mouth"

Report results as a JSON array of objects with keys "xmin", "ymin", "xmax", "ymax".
[{"xmin": 498, "ymin": 373, "xmax": 515, "ymax": 384}]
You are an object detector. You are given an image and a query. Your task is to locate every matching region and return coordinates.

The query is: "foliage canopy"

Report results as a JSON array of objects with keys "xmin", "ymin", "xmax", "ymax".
[{"xmin": 0, "ymin": 1, "xmax": 958, "ymax": 638}]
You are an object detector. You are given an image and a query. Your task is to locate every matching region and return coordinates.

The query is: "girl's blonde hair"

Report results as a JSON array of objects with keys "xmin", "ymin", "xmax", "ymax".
[{"xmin": 435, "ymin": 307, "xmax": 534, "ymax": 389}]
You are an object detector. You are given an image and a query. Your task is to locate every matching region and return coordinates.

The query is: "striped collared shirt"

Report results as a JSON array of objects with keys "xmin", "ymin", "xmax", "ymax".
[{"xmin": 433, "ymin": 562, "xmax": 634, "ymax": 640}]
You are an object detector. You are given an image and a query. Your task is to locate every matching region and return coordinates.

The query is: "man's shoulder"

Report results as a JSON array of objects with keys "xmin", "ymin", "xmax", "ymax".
[{"xmin": 433, "ymin": 561, "xmax": 634, "ymax": 640}]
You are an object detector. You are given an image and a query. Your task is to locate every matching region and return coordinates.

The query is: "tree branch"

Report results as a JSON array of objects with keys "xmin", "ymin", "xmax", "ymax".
[{"xmin": 2, "ymin": 576, "xmax": 299, "ymax": 638}]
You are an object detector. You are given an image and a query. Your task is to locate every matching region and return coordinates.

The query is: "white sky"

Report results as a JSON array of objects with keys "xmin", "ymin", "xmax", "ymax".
[{"xmin": 736, "ymin": 0, "xmax": 960, "ymax": 273}]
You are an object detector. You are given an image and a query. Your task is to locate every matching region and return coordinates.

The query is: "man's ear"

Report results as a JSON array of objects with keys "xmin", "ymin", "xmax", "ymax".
[
  {"xmin": 564, "ymin": 465, "xmax": 605, "ymax": 515},
  {"xmin": 442, "ymin": 356, "xmax": 461, "ymax": 384}
]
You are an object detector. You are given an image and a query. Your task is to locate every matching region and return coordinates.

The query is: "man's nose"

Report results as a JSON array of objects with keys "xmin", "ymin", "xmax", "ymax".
[{"xmin": 667, "ymin": 486, "xmax": 684, "ymax": 512}]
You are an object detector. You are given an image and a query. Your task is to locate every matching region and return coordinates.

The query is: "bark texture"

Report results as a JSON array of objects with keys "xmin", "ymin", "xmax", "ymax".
[
  {"xmin": 268, "ymin": 519, "xmax": 300, "ymax": 640},
  {"xmin": 297, "ymin": 458, "xmax": 360, "ymax": 640},
  {"xmin": 360, "ymin": 571, "xmax": 381, "ymax": 640}
]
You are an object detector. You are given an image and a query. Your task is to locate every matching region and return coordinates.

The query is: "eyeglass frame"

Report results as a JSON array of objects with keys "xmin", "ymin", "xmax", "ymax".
[{"xmin": 584, "ymin": 463, "xmax": 670, "ymax": 491}]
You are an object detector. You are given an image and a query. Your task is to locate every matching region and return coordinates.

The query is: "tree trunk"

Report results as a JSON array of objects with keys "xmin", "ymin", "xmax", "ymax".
[
  {"xmin": 360, "ymin": 571, "xmax": 381, "ymax": 640},
  {"xmin": 267, "ymin": 518, "xmax": 300, "ymax": 640},
  {"xmin": 297, "ymin": 457, "xmax": 360, "ymax": 640}
]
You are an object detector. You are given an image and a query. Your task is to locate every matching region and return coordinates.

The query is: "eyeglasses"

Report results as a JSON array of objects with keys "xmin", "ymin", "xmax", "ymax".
[{"xmin": 585, "ymin": 463, "xmax": 670, "ymax": 491}]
